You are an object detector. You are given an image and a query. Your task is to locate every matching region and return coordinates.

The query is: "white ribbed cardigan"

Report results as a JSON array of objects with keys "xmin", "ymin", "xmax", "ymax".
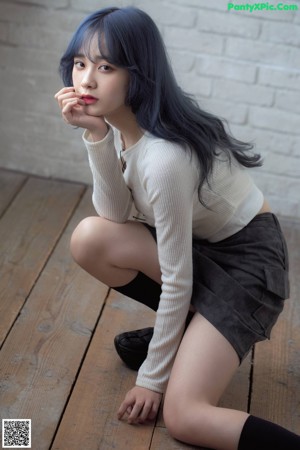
[{"xmin": 83, "ymin": 127, "xmax": 263, "ymax": 393}]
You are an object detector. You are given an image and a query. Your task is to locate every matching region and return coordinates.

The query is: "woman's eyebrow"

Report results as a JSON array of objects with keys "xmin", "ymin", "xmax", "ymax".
[{"xmin": 74, "ymin": 53, "xmax": 104, "ymax": 61}]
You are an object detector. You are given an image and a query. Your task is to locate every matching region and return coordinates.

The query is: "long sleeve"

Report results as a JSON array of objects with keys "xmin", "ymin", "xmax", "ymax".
[
  {"xmin": 135, "ymin": 143, "xmax": 199, "ymax": 393},
  {"xmin": 82, "ymin": 128, "xmax": 133, "ymax": 222}
]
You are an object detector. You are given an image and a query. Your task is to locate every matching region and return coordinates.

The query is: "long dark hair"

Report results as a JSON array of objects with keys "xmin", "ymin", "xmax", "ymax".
[{"xmin": 59, "ymin": 6, "xmax": 262, "ymax": 202}]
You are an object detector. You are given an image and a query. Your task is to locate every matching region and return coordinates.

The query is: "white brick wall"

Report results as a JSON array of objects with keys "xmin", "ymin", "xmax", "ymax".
[{"xmin": 0, "ymin": 0, "xmax": 299, "ymax": 218}]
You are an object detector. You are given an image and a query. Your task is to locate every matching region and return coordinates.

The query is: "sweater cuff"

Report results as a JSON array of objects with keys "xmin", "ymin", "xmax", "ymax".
[
  {"xmin": 135, "ymin": 375, "xmax": 167, "ymax": 394},
  {"xmin": 82, "ymin": 126, "xmax": 113, "ymax": 147}
]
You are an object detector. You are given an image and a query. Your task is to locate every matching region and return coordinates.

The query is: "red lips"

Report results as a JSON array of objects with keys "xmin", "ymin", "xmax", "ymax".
[{"xmin": 81, "ymin": 95, "xmax": 98, "ymax": 105}]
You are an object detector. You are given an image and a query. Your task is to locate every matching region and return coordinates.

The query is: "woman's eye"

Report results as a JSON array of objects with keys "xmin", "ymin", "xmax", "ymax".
[
  {"xmin": 99, "ymin": 64, "xmax": 112, "ymax": 72},
  {"xmin": 74, "ymin": 60, "xmax": 84, "ymax": 69}
]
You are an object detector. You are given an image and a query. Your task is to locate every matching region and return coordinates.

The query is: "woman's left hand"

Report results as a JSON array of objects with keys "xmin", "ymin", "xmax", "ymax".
[{"xmin": 117, "ymin": 386, "xmax": 162, "ymax": 424}]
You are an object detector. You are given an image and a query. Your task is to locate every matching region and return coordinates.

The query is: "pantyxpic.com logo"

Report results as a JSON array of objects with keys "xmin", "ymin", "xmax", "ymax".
[{"xmin": 228, "ymin": 2, "xmax": 299, "ymax": 11}]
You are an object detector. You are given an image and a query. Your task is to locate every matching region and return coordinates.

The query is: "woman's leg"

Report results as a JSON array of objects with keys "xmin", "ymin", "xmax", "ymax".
[
  {"xmin": 164, "ymin": 313, "xmax": 300, "ymax": 450},
  {"xmin": 164, "ymin": 312, "xmax": 247, "ymax": 450},
  {"xmin": 70, "ymin": 216, "xmax": 161, "ymax": 287},
  {"xmin": 71, "ymin": 217, "xmax": 164, "ymax": 370}
]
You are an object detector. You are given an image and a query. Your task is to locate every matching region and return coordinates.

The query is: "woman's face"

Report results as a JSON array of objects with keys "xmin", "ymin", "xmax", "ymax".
[{"xmin": 72, "ymin": 34, "xmax": 130, "ymax": 120}]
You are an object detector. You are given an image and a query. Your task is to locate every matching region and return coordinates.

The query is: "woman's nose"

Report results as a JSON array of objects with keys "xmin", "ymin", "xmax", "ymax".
[{"xmin": 81, "ymin": 72, "xmax": 97, "ymax": 89}]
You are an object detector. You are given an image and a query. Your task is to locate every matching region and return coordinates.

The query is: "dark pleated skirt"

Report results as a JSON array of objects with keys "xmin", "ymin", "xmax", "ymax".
[{"xmin": 114, "ymin": 213, "xmax": 290, "ymax": 362}]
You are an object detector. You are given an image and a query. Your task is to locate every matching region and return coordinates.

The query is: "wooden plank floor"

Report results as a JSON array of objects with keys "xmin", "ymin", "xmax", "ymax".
[{"xmin": 0, "ymin": 168, "xmax": 299, "ymax": 450}]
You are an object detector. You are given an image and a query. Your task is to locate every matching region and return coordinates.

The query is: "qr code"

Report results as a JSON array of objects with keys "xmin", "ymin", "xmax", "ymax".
[{"xmin": 2, "ymin": 420, "xmax": 31, "ymax": 448}]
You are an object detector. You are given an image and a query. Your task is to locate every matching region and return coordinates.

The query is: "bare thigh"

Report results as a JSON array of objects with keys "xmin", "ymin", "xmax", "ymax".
[
  {"xmin": 70, "ymin": 217, "xmax": 162, "ymax": 287},
  {"xmin": 164, "ymin": 313, "xmax": 248, "ymax": 449}
]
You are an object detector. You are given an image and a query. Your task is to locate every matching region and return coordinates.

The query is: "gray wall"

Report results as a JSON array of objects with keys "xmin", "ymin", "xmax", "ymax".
[{"xmin": 0, "ymin": 0, "xmax": 300, "ymax": 218}]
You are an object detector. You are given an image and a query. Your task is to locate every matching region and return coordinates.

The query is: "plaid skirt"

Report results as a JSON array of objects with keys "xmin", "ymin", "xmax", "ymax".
[{"xmin": 114, "ymin": 213, "xmax": 290, "ymax": 362}]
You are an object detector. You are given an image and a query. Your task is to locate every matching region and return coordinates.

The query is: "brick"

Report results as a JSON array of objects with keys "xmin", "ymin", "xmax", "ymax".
[
  {"xmin": 275, "ymin": 90, "xmax": 300, "ymax": 114},
  {"xmin": 197, "ymin": 9, "xmax": 260, "ymax": 38},
  {"xmin": 0, "ymin": 21, "xmax": 9, "ymax": 42},
  {"xmin": 164, "ymin": 27, "xmax": 223, "ymax": 55},
  {"xmin": 0, "ymin": 68, "xmax": 61, "ymax": 93},
  {"xmin": 0, "ymin": 3, "xmax": 85, "ymax": 32},
  {"xmin": 8, "ymin": 23, "xmax": 72, "ymax": 52},
  {"xmin": 168, "ymin": 50, "xmax": 195, "ymax": 74},
  {"xmin": 170, "ymin": 0, "xmax": 228, "ymax": 11},
  {"xmin": 241, "ymin": 169, "xmax": 300, "ymax": 217},
  {"xmin": 70, "ymin": 0, "xmax": 120, "ymax": 12},
  {"xmin": 0, "ymin": 144, "xmax": 92, "ymax": 185},
  {"xmin": 291, "ymin": 136, "xmax": 300, "ymax": 156},
  {"xmin": 0, "ymin": 45, "xmax": 61, "ymax": 74},
  {"xmin": 229, "ymin": 124, "xmax": 300, "ymax": 157},
  {"xmin": 263, "ymin": 153, "xmax": 300, "ymax": 178},
  {"xmin": 177, "ymin": 72, "xmax": 212, "ymax": 97},
  {"xmin": 1, "ymin": 85, "xmax": 58, "ymax": 116},
  {"xmin": 0, "ymin": 108, "xmax": 91, "ymax": 183},
  {"xmin": 294, "ymin": 8, "xmax": 300, "ymax": 23},
  {"xmin": 261, "ymin": 21, "xmax": 300, "ymax": 47},
  {"xmin": 227, "ymin": 124, "xmax": 272, "ymax": 156},
  {"xmin": 133, "ymin": 1, "xmax": 196, "ymax": 27},
  {"xmin": 0, "ymin": 107, "xmax": 73, "ymax": 145},
  {"xmin": 252, "ymin": 174, "xmax": 300, "ymax": 217},
  {"xmin": 285, "ymin": 177, "xmax": 300, "ymax": 200},
  {"xmin": 258, "ymin": 66, "xmax": 300, "ymax": 91},
  {"xmin": 196, "ymin": 55, "xmax": 256, "ymax": 83},
  {"xmin": 198, "ymin": 97, "xmax": 248, "ymax": 124},
  {"xmin": 256, "ymin": 172, "xmax": 300, "ymax": 200},
  {"xmin": 226, "ymin": 37, "xmax": 292, "ymax": 68},
  {"xmin": 231, "ymin": 126, "xmax": 262, "ymax": 156},
  {"xmin": 249, "ymin": 106, "xmax": 300, "ymax": 135},
  {"xmin": 267, "ymin": 196, "xmax": 300, "ymax": 218},
  {"xmin": 254, "ymin": 128, "xmax": 300, "ymax": 156},
  {"xmin": 289, "ymin": 46, "xmax": 300, "ymax": 69},
  {"xmin": 12, "ymin": 0, "xmax": 69, "ymax": 7},
  {"xmin": 253, "ymin": 172, "xmax": 285, "ymax": 197},
  {"xmin": 213, "ymin": 79, "xmax": 274, "ymax": 106}
]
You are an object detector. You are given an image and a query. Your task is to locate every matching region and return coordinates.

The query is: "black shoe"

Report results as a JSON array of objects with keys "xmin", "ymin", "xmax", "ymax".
[
  {"xmin": 114, "ymin": 311, "xmax": 194, "ymax": 371},
  {"xmin": 114, "ymin": 327, "xmax": 153, "ymax": 370}
]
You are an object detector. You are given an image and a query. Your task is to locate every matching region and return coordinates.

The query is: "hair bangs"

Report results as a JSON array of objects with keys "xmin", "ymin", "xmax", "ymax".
[{"xmin": 59, "ymin": 8, "xmax": 120, "ymax": 86}]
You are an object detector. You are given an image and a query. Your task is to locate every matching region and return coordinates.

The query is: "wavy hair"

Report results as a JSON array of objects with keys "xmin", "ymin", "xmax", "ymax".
[{"xmin": 59, "ymin": 6, "xmax": 262, "ymax": 202}]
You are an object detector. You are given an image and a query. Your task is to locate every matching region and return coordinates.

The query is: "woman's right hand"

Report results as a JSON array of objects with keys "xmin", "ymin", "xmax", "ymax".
[{"xmin": 54, "ymin": 86, "xmax": 108, "ymax": 141}]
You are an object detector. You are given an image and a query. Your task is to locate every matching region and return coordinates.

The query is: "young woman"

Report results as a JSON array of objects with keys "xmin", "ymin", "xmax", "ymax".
[{"xmin": 55, "ymin": 6, "xmax": 298, "ymax": 449}]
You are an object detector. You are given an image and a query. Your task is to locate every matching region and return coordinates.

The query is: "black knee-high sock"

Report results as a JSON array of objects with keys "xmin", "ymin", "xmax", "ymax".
[
  {"xmin": 238, "ymin": 415, "xmax": 300, "ymax": 450},
  {"xmin": 113, "ymin": 272, "xmax": 194, "ymax": 328},
  {"xmin": 113, "ymin": 272, "xmax": 161, "ymax": 311}
]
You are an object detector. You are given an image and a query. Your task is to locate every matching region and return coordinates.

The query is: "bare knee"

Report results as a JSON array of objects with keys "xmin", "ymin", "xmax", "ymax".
[
  {"xmin": 70, "ymin": 217, "xmax": 160, "ymax": 286},
  {"xmin": 70, "ymin": 216, "xmax": 107, "ymax": 268},
  {"xmin": 163, "ymin": 396, "xmax": 208, "ymax": 444}
]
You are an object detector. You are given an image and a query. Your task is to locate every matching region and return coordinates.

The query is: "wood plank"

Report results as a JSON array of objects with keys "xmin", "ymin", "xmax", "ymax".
[
  {"xmin": 219, "ymin": 352, "xmax": 251, "ymax": 411},
  {"xmin": 249, "ymin": 218, "xmax": 300, "ymax": 433},
  {"xmin": 0, "ymin": 169, "xmax": 27, "ymax": 217},
  {"xmin": 0, "ymin": 189, "xmax": 109, "ymax": 450},
  {"xmin": 0, "ymin": 177, "xmax": 84, "ymax": 345},
  {"xmin": 52, "ymin": 291, "xmax": 156, "ymax": 450},
  {"xmin": 151, "ymin": 427, "xmax": 199, "ymax": 449}
]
